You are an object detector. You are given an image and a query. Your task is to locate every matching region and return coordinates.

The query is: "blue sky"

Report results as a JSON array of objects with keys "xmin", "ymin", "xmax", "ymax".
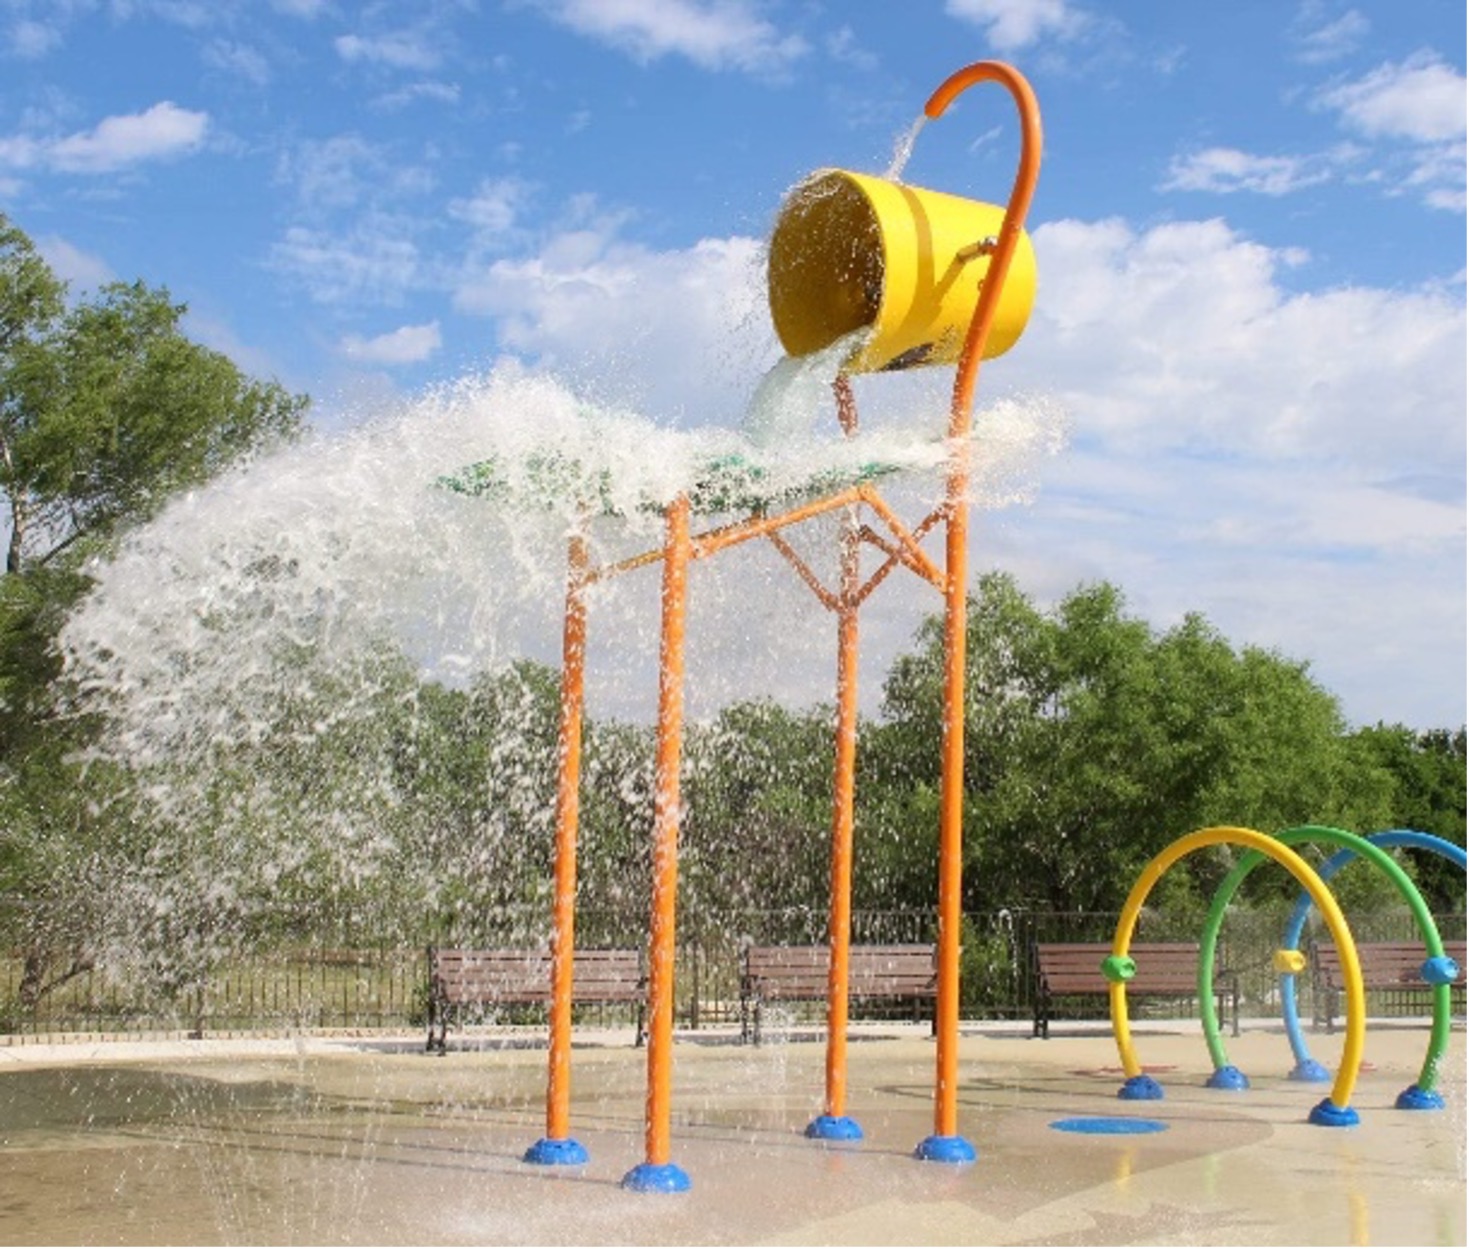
[{"xmin": 1, "ymin": 0, "xmax": 1465, "ymax": 729}]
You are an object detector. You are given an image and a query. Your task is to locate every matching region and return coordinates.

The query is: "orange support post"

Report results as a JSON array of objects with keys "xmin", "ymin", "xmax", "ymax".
[
  {"xmin": 917, "ymin": 60, "xmax": 1042, "ymax": 1164},
  {"xmin": 622, "ymin": 493, "xmax": 694, "ymax": 1192},
  {"xmin": 524, "ymin": 532, "xmax": 592, "ymax": 1167},
  {"xmin": 526, "ymin": 59, "xmax": 1041, "ymax": 1182},
  {"xmin": 808, "ymin": 377, "xmax": 864, "ymax": 1141}
]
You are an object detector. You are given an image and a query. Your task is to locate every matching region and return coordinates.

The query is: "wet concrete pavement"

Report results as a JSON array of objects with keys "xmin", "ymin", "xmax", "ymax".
[{"xmin": 0, "ymin": 1020, "xmax": 1462, "ymax": 1245}]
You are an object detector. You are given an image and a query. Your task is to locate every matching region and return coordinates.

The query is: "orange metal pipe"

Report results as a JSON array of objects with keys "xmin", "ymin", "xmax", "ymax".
[
  {"xmin": 767, "ymin": 529, "xmax": 840, "ymax": 612},
  {"xmin": 854, "ymin": 489, "xmax": 946, "ymax": 589},
  {"xmin": 642, "ymin": 493, "xmax": 692, "ymax": 1168},
  {"xmin": 545, "ymin": 532, "xmax": 590, "ymax": 1144},
  {"xmin": 924, "ymin": 61, "xmax": 1042, "ymax": 1144},
  {"xmin": 589, "ymin": 486, "xmax": 866, "ymax": 585},
  {"xmin": 822, "ymin": 377, "xmax": 861, "ymax": 1122},
  {"xmin": 691, "ymin": 486, "xmax": 865, "ymax": 559}
]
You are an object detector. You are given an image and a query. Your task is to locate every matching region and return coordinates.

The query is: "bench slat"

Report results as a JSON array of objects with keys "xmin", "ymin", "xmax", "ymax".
[
  {"xmin": 426, "ymin": 946, "xmax": 644, "ymax": 1052},
  {"xmin": 740, "ymin": 943, "xmax": 937, "ymax": 1043},
  {"xmin": 1312, "ymin": 939, "xmax": 1466, "ymax": 1034},
  {"xmin": 1032, "ymin": 941, "xmax": 1238, "ymax": 1039}
]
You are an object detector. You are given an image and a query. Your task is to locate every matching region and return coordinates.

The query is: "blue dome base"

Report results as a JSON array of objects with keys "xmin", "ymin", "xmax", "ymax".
[
  {"xmin": 1288, "ymin": 1058, "xmax": 1331, "ymax": 1083},
  {"xmin": 806, "ymin": 1114, "xmax": 864, "ymax": 1141},
  {"xmin": 621, "ymin": 1161, "xmax": 692, "ymax": 1193},
  {"xmin": 1206, "ymin": 1065, "xmax": 1250, "ymax": 1091},
  {"xmin": 1308, "ymin": 1098, "xmax": 1360, "ymax": 1128},
  {"xmin": 914, "ymin": 1134, "xmax": 977, "ymax": 1164},
  {"xmin": 523, "ymin": 1137, "xmax": 589, "ymax": 1166},
  {"xmin": 1395, "ymin": 1084, "xmax": 1445, "ymax": 1111},
  {"xmin": 1119, "ymin": 1074, "xmax": 1165, "ymax": 1101}
]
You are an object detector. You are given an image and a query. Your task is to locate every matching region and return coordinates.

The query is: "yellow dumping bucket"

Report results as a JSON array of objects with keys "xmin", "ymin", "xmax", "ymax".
[{"xmin": 768, "ymin": 168, "xmax": 1036, "ymax": 373}]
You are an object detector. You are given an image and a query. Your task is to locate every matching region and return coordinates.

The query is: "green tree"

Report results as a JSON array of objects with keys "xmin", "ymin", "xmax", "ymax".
[
  {"xmin": 865, "ymin": 573, "xmax": 1390, "ymax": 919},
  {"xmin": 4, "ymin": 279, "xmax": 306, "ymax": 573},
  {"xmin": 0, "ymin": 215, "xmax": 65, "ymax": 576},
  {"xmin": 0, "ymin": 214, "xmax": 309, "ymax": 1004},
  {"xmin": 680, "ymin": 699, "xmax": 833, "ymax": 927},
  {"xmin": 1347, "ymin": 724, "xmax": 1467, "ymax": 913}
]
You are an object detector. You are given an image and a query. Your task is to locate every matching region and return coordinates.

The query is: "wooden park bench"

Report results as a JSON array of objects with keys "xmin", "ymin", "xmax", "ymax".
[
  {"xmin": 1031, "ymin": 941, "xmax": 1238, "ymax": 1039},
  {"xmin": 1312, "ymin": 939, "xmax": 1466, "ymax": 1034},
  {"xmin": 739, "ymin": 943, "xmax": 937, "ymax": 1044},
  {"xmin": 425, "ymin": 946, "xmax": 645, "ymax": 1053}
]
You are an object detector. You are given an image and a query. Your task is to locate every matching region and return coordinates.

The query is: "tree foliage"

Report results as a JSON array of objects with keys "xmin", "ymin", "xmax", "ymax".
[
  {"xmin": 864, "ymin": 573, "xmax": 1399, "ymax": 917},
  {"xmin": 1, "ymin": 216, "xmax": 1461, "ymax": 1011},
  {"xmin": 0, "ymin": 214, "xmax": 309, "ymax": 997},
  {"xmin": 1344, "ymin": 724, "xmax": 1466, "ymax": 913}
]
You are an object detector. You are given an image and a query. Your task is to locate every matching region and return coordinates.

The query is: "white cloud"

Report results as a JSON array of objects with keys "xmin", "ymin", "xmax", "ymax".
[
  {"xmin": 180, "ymin": 308, "xmax": 286, "ymax": 383},
  {"xmin": 944, "ymin": 0, "xmax": 1087, "ymax": 50},
  {"xmin": 1292, "ymin": 7, "xmax": 1369, "ymax": 65},
  {"xmin": 8, "ymin": 18, "xmax": 64, "ymax": 58},
  {"xmin": 106, "ymin": 0, "xmax": 213, "ymax": 28},
  {"xmin": 340, "ymin": 320, "xmax": 443, "ymax": 365},
  {"xmin": 269, "ymin": 219, "xmax": 422, "ymax": 305},
  {"xmin": 1318, "ymin": 51, "xmax": 1466, "ymax": 143},
  {"xmin": 203, "ymin": 39, "xmax": 272, "ymax": 86},
  {"xmin": 275, "ymin": 134, "xmax": 435, "ymax": 222},
  {"xmin": 455, "ymin": 217, "xmax": 774, "ymax": 422},
  {"xmin": 35, "ymin": 234, "xmax": 115, "ymax": 291},
  {"xmin": 1166, "ymin": 51, "xmax": 1465, "ymax": 213},
  {"xmin": 976, "ymin": 215, "xmax": 1464, "ymax": 725},
  {"xmin": 825, "ymin": 25, "xmax": 877, "ymax": 72},
  {"xmin": 1022, "ymin": 216, "xmax": 1464, "ymax": 464},
  {"xmin": 4, "ymin": 101, "xmax": 211, "ymax": 174},
  {"xmin": 277, "ymin": 134, "xmax": 383, "ymax": 213},
  {"xmin": 1312, "ymin": 53, "xmax": 1467, "ymax": 212},
  {"xmin": 449, "ymin": 176, "xmax": 534, "ymax": 238},
  {"xmin": 335, "ymin": 29, "xmax": 441, "ymax": 71},
  {"xmin": 524, "ymin": 0, "xmax": 807, "ymax": 75},
  {"xmin": 373, "ymin": 80, "xmax": 461, "ymax": 110},
  {"xmin": 1161, "ymin": 147, "xmax": 1334, "ymax": 196}
]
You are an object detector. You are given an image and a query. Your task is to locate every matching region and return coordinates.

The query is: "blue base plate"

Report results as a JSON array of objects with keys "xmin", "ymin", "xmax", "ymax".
[
  {"xmin": 523, "ymin": 1137, "xmax": 589, "ymax": 1166},
  {"xmin": 1308, "ymin": 1098, "xmax": 1360, "ymax": 1127},
  {"xmin": 806, "ymin": 1114, "xmax": 864, "ymax": 1141},
  {"xmin": 1288, "ymin": 1058, "xmax": 1331, "ymax": 1083},
  {"xmin": 1206, "ymin": 1065, "xmax": 1250, "ymax": 1091},
  {"xmin": 1118, "ymin": 1074, "xmax": 1165, "ymax": 1100},
  {"xmin": 621, "ymin": 1161, "xmax": 692, "ymax": 1193},
  {"xmin": 1395, "ymin": 1084, "xmax": 1445, "ymax": 1111},
  {"xmin": 914, "ymin": 1134, "xmax": 976, "ymax": 1164}
]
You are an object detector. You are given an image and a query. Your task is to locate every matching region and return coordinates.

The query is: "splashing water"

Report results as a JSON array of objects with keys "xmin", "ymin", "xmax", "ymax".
[
  {"xmin": 883, "ymin": 116, "xmax": 928, "ymax": 182},
  {"xmin": 64, "ymin": 355, "xmax": 1064, "ymax": 753},
  {"xmin": 57, "ymin": 351, "xmax": 1066, "ymax": 969}
]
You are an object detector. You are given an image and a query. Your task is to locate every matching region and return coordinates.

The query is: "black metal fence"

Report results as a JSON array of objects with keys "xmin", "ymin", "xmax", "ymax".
[{"xmin": 2, "ymin": 907, "xmax": 1462, "ymax": 1039}]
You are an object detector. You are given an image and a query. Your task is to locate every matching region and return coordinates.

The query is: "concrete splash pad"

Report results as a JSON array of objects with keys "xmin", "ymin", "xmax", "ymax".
[{"xmin": 0, "ymin": 1023, "xmax": 1462, "ymax": 1245}]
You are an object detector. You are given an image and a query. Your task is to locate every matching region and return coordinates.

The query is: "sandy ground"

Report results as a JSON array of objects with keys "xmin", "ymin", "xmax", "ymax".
[{"xmin": 0, "ymin": 1018, "xmax": 1463, "ymax": 1246}]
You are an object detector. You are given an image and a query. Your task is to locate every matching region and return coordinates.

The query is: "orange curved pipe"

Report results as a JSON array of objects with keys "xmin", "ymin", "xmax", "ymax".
[
  {"xmin": 926, "ymin": 61, "xmax": 1042, "ymax": 1142},
  {"xmin": 925, "ymin": 60, "xmax": 1043, "ymax": 436}
]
